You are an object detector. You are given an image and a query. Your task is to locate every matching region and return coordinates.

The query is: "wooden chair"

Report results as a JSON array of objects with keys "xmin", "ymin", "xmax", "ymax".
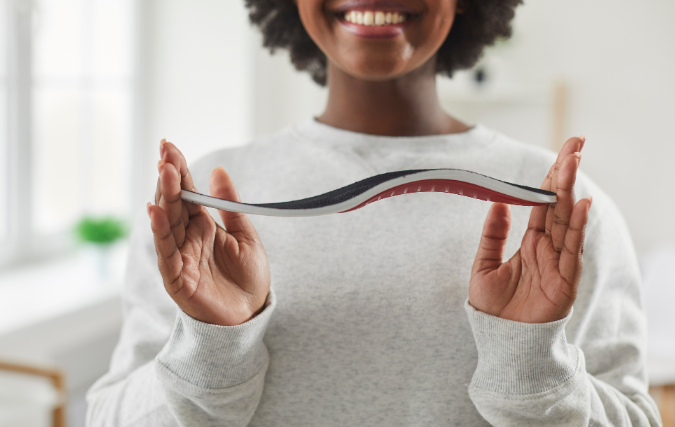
[
  {"xmin": 0, "ymin": 360, "xmax": 66, "ymax": 427},
  {"xmin": 650, "ymin": 384, "xmax": 675, "ymax": 427}
]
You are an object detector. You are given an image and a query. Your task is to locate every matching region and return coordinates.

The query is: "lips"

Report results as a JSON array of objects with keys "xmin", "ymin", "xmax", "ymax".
[
  {"xmin": 330, "ymin": 0, "xmax": 417, "ymax": 15},
  {"xmin": 329, "ymin": 0, "xmax": 419, "ymax": 39}
]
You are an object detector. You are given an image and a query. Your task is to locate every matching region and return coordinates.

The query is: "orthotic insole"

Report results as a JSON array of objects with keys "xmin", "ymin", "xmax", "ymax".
[{"xmin": 181, "ymin": 168, "xmax": 556, "ymax": 217}]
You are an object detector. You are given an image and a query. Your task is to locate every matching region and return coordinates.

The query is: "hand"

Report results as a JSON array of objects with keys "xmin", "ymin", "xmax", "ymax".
[
  {"xmin": 469, "ymin": 136, "xmax": 592, "ymax": 323},
  {"xmin": 147, "ymin": 140, "xmax": 271, "ymax": 326}
]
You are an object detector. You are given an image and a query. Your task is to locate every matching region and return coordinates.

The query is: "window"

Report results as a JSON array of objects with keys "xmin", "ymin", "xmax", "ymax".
[
  {"xmin": 0, "ymin": 0, "xmax": 136, "ymax": 268},
  {"xmin": 0, "ymin": 0, "xmax": 8, "ymax": 244}
]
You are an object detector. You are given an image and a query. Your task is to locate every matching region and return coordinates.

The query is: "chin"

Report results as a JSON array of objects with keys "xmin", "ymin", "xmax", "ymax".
[{"xmin": 337, "ymin": 51, "xmax": 413, "ymax": 81}]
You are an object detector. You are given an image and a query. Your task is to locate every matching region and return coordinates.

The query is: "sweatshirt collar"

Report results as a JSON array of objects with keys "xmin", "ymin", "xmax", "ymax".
[{"xmin": 292, "ymin": 117, "xmax": 497, "ymax": 153}]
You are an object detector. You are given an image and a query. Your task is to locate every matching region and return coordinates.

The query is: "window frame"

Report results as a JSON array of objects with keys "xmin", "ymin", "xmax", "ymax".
[{"xmin": 0, "ymin": 0, "xmax": 144, "ymax": 271}]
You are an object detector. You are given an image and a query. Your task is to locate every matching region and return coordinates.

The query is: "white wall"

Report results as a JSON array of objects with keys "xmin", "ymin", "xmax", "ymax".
[
  {"xmin": 505, "ymin": 0, "xmax": 675, "ymax": 256},
  {"xmin": 141, "ymin": 0, "xmax": 675, "ymax": 257},
  {"xmin": 250, "ymin": 33, "xmax": 327, "ymax": 138},
  {"xmin": 138, "ymin": 0, "xmax": 257, "ymax": 203}
]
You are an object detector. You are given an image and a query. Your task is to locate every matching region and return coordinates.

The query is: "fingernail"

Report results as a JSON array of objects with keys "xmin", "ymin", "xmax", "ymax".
[
  {"xmin": 579, "ymin": 135, "xmax": 586, "ymax": 151},
  {"xmin": 160, "ymin": 139, "xmax": 166, "ymax": 158},
  {"xmin": 146, "ymin": 202, "xmax": 152, "ymax": 216},
  {"xmin": 588, "ymin": 196, "xmax": 593, "ymax": 210}
]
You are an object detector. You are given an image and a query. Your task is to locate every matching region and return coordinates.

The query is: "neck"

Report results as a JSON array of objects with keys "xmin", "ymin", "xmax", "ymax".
[{"xmin": 317, "ymin": 57, "xmax": 469, "ymax": 137}]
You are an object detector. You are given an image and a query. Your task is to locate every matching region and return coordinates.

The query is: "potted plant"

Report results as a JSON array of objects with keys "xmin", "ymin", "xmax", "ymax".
[{"xmin": 74, "ymin": 216, "xmax": 129, "ymax": 281}]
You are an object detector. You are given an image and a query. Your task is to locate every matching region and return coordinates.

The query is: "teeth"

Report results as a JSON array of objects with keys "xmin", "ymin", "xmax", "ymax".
[
  {"xmin": 363, "ymin": 11, "xmax": 374, "ymax": 25},
  {"xmin": 375, "ymin": 11, "xmax": 385, "ymax": 25},
  {"xmin": 342, "ymin": 10, "xmax": 408, "ymax": 26}
]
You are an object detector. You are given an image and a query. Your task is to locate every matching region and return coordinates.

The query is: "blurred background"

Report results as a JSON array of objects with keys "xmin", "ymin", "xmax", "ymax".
[{"xmin": 0, "ymin": 0, "xmax": 674, "ymax": 425}]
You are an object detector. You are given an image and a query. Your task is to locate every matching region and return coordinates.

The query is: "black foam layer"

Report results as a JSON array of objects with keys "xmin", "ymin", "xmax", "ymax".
[
  {"xmin": 248, "ymin": 169, "xmax": 416, "ymax": 209},
  {"xmin": 238, "ymin": 169, "xmax": 555, "ymax": 210}
]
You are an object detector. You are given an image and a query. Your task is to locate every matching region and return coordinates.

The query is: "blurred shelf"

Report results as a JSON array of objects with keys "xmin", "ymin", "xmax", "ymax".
[
  {"xmin": 437, "ymin": 79, "xmax": 567, "ymax": 151},
  {"xmin": 440, "ymin": 83, "xmax": 553, "ymax": 106},
  {"xmin": 0, "ymin": 244, "xmax": 127, "ymax": 364}
]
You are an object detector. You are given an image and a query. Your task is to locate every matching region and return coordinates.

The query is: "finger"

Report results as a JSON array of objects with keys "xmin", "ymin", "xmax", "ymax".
[
  {"xmin": 472, "ymin": 203, "xmax": 511, "ymax": 275},
  {"xmin": 160, "ymin": 140, "xmax": 196, "ymax": 190},
  {"xmin": 542, "ymin": 136, "xmax": 584, "ymax": 191},
  {"xmin": 529, "ymin": 136, "xmax": 584, "ymax": 232},
  {"xmin": 550, "ymin": 152, "xmax": 581, "ymax": 251},
  {"xmin": 545, "ymin": 140, "xmax": 584, "ymax": 236},
  {"xmin": 209, "ymin": 167, "xmax": 261, "ymax": 244},
  {"xmin": 159, "ymin": 140, "xmax": 202, "ymax": 218},
  {"xmin": 148, "ymin": 203, "xmax": 184, "ymax": 295},
  {"xmin": 158, "ymin": 162, "xmax": 187, "ymax": 248},
  {"xmin": 559, "ymin": 197, "xmax": 591, "ymax": 289}
]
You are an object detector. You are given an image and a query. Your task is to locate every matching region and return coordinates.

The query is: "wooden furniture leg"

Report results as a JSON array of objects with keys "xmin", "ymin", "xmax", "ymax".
[
  {"xmin": 551, "ymin": 81, "xmax": 568, "ymax": 152},
  {"xmin": 0, "ymin": 360, "xmax": 66, "ymax": 427},
  {"xmin": 650, "ymin": 384, "xmax": 675, "ymax": 427}
]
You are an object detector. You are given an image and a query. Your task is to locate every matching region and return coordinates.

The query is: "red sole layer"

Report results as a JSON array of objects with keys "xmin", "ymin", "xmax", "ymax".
[{"xmin": 340, "ymin": 179, "xmax": 547, "ymax": 213}]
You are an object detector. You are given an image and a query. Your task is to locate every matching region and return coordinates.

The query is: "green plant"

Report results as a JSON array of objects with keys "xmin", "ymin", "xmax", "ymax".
[{"xmin": 74, "ymin": 216, "xmax": 129, "ymax": 245}]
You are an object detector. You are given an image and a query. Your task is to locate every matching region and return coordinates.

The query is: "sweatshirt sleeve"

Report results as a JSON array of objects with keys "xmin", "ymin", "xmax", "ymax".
[
  {"xmin": 86, "ymin": 206, "xmax": 277, "ymax": 427},
  {"xmin": 463, "ymin": 195, "xmax": 662, "ymax": 426}
]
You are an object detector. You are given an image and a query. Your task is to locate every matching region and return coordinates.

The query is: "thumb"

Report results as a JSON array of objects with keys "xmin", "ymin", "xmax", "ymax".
[
  {"xmin": 209, "ymin": 167, "xmax": 260, "ymax": 244},
  {"xmin": 472, "ymin": 203, "xmax": 511, "ymax": 276}
]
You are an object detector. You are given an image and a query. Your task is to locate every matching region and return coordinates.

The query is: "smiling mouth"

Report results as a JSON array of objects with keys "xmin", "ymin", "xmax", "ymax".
[{"xmin": 339, "ymin": 10, "xmax": 411, "ymax": 26}]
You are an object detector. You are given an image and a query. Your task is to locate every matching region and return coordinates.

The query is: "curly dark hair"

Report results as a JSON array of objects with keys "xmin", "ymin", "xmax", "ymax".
[{"xmin": 244, "ymin": 0, "xmax": 523, "ymax": 86}]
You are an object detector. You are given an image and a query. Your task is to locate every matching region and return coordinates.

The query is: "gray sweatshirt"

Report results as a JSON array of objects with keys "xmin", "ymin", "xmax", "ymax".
[{"xmin": 86, "ymin": 119, "xmax": 662, "ymax": 426}]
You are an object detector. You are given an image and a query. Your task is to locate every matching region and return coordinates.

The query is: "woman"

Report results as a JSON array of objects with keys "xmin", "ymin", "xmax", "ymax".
[{"xmin": 87, "ymin": 0, "xmax": 661, "ymax": 425}]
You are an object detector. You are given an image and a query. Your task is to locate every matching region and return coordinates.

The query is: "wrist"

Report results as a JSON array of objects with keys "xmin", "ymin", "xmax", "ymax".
[
  {"xmin": 236, "ymin": 292, "xmax": 270, "ymax": 325},
  {"xmin": 179, "ymin": 291, "xmax": 271, "ymax": 327},
  {"xmin": 464, "ymin": 299, "xmax": 580, "ymax": 395},
  {"xmin": 157, "ymin": 289, "xmax": 277, "ymax": 389},
  {"xmin": 467, "ymin": 298, "xmax": 572, "ymax": 324}
]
